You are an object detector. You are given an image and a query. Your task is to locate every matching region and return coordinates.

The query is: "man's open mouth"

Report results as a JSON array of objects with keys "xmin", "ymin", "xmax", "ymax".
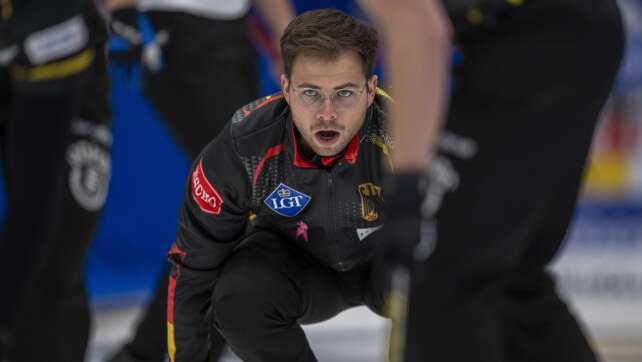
[{"xmin": 314, "ymin": 130, "xmax": 340, "ymax": 145}]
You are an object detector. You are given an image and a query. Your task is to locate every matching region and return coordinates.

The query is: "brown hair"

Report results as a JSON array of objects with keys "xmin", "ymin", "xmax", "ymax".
[{"xmin": 280, "ymin": 8, "xmax": 378, "ymax": 79}]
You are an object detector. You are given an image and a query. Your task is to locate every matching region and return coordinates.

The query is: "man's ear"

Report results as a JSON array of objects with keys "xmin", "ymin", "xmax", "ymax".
[
  {"xmin": 281, "ymin": 74, "xmax": 290, "ymax": 103},
  {"xmin": 367, "ymin": 75, "xmax": 379, "ymax": 106}
]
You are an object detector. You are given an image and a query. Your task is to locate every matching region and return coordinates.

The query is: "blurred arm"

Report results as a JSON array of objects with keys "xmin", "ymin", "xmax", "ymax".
[
  {"xmin": 360, "ymin": 0, "xmax": 452, "ymax": 172},
  {"xmin": 251, "ymin": 0, "xmax": 295, "ymax": 80},
  {"xmin": 251, "ymin": 0, "xmax": 295, "ymax": 40}
]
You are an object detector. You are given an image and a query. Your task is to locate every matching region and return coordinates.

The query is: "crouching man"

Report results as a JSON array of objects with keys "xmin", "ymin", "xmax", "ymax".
[{"xmin": 167, "ymin": 8, "xmax": 393, "ymax": 362}]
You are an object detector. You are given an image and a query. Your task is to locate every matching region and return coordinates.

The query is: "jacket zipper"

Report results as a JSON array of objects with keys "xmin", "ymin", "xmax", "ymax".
[
  {"xmin": 327, "ymin": 167, "xmax": 348, "ymax": 271},
  {"xmin": 327, "ymin": 171, "xmax": 334, "ymax": 235}
]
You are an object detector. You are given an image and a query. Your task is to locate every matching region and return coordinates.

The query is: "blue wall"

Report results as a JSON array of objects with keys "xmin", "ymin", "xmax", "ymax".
[{"xmin": 85, "ymin": 81, "xmax": 189, "ymax": 298}]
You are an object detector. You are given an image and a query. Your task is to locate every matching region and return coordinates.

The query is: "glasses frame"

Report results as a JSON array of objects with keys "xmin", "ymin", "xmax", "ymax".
[{"xmin": 288, "ymin": 81, "xmax": 370, "ymax": 112}]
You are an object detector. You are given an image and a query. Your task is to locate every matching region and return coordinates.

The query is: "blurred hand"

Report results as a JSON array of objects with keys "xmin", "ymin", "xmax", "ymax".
[
  {"xmin": 377, "ymin": 173, "xmax": 427, "ymax": 271},
  {"xmin": 108, "ymin": 9, "xmax": 167, "ymax": 85},
  {"xmin": 107, "ymin": 8, "xmax": 143, "ymax": 84}
]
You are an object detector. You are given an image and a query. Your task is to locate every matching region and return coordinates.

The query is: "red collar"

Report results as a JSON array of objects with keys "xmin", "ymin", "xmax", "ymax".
[{"xmin": 291, "ymin": 122, "xmax": 359, "ymax": 168}]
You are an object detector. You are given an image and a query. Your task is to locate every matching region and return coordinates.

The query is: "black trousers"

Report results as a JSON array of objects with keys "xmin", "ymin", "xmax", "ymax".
[
  {"xmin": 116, "ymin": 11, "xmax": 258, "ymax": 362},
  {"xmin": 404, "ymin": 0, "xmax": 625, "ymax": 361},
  {"xmin": 0, "ymin": 41, "xmax": 112, "ymax": 362},
  {"xmin": 211, "ymin": 230, "xmax": 386, "ymax": 362},
  {"xmin": 144, "ymin": 11, "xmax": 258, "ymax": 160}
]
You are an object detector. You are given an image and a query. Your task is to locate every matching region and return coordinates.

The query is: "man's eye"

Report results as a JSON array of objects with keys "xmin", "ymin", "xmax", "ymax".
[
  {"xmin": 302, "ymin": 89, "xmax": 319, "ymax": 97},
  {"xmin": 336, "ymin": 89, "xmax": 355, "ymax": 97}
]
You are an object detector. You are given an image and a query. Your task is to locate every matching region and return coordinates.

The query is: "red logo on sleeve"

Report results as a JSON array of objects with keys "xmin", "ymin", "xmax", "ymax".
[{"xmin": 191, "ymin": 159, "xmax": 223, "ymax": 215}]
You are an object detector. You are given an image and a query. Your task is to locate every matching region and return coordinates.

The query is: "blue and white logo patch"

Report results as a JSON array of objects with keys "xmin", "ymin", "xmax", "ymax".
[{"xmin": 264, "ymin": 183, "xmax": 311, "ymax": 217}]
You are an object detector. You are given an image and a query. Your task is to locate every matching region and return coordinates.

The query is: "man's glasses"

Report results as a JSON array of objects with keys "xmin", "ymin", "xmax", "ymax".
[{"xmin": 289, "ymin": 82, "xmax": 368, "ymax": 111}]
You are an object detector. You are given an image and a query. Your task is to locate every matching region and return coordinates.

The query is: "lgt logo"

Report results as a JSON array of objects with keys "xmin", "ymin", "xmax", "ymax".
[{"xmin": 264, "ymin": 183, "xmax": 311, "ymax": 217}]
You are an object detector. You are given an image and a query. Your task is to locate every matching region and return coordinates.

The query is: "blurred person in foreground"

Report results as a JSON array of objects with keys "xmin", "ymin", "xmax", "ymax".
[
  {"xmin": 103, "ymin": 0, "xmax": 295, "ymax": 361},
  {"xmin": 167, "ymin": 8, "xmax": 392, "ymax": 361},
  {"xmin": 0, "ymin": 0, "xmax": 112, "ymax": 361},
  {"xmin": 360, "ymin": 0, "xmax": 625, "ymax": 361}
]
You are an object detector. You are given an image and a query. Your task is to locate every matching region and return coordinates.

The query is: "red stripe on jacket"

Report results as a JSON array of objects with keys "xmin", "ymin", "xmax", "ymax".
[{"xmin": 252, "ymin": 144, "xmax": 284, "ymax": 186}]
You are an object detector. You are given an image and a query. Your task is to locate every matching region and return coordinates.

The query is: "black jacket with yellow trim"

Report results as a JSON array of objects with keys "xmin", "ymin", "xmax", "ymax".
[{"xmin": 167, "ymin": 91, "xmax": 392, "ymax": 361}]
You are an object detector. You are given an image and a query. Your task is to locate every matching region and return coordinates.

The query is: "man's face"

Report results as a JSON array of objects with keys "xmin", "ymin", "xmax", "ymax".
[{"xmin": 282, "ymin": 50, "xmax": 378, "ymax": 157}]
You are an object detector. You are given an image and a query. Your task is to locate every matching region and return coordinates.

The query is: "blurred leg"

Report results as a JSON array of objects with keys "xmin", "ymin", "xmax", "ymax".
[
  {"xmin": 0, "ymin": 64, "xmax": 10, "ymax": 361},
  {"xmin": 6, "ymin": 45, "xmax": 112, "ymax": 362},
  {"xmin": 144, "ymin": 12, "xmax": 258, "ymax": 159},
  {"xmin": 404, "ymin": 1, "xmax": 624, "ymax": 361},
  {"xmin": 498, "ymin": 270, "xmax": 597, "ymax": 362}
]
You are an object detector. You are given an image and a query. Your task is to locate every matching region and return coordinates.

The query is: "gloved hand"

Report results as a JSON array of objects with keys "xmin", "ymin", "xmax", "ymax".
[
  {"xmin": 377, "ymin": 172, "xmax": 430, "ymax": 362},
  {"xmin": 108, "ymin": 9, "xmax": 167, "ymax": 86},
  {"xmin": 378, "ymin": 172, "xmax": 433, "ymax": 271}
]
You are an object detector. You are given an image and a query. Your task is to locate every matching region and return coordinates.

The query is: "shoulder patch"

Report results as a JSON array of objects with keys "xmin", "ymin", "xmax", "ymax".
[
  {"xmin": 264, "ymin": 183, "xmax": 311, "ymax": 217},
  {"xmin": 191, "ymin": 159, "xmax": 223, "ymax": 215}
]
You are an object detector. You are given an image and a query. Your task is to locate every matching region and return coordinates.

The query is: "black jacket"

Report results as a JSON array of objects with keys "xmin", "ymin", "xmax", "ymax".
[{"xmin": 167, "ymin": 91, "xmax": 392, "ymax": 361}]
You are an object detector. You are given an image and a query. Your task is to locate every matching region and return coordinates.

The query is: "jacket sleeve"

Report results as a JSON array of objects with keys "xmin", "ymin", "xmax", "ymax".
[{"xmin": 167, "ymin": 124, "xmax": 251, "ymax": 362}]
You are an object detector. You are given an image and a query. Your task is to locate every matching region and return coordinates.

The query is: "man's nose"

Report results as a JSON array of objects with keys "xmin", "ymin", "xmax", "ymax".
[{"xmin": 316, "ymin": 96, "xmax": 337, "ymax": 121}]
